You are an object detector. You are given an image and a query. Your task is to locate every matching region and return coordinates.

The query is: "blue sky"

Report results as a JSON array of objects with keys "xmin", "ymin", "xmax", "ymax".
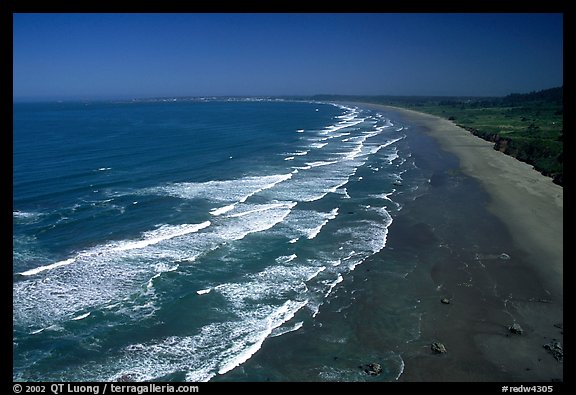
[{"xmin": 13, "ymin": 13, "xmax": 563, "ymax": 100}]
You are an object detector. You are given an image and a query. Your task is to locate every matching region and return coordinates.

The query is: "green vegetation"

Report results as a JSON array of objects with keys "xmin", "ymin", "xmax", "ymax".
[{"xmin": 311, "ymin": 87, "xmax": 563, "ymax": 186}]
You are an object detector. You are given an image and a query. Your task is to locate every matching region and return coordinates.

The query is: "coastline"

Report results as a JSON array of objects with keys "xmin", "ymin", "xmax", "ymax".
[
  {"xmin": 213, "ymin": 101, "xmax": 563, "ymax": 382},
  {"xmin": 354, "ymin": 103, "xmax": 564, "ymax": 381},
  {"xmin": 361, "ymin": 103, "xmax": 563, "ymax": 297}
]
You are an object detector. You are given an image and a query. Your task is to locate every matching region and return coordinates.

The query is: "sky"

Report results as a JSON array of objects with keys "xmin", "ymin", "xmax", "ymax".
[{"xmin": 12, "ymin": 13, "xmax": 563, "ymax": 100}]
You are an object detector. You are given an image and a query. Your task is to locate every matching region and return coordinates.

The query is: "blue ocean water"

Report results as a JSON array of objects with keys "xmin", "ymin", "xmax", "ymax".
[{"xmin": 13, "ymin": 99, "xmax": 422, "ymax": 381}]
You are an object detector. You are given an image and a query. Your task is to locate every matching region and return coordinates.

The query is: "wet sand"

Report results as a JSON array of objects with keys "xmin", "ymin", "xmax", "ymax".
[{"xmin": 357, "ymin": 103, "xmax": 563, "ymax": 382}]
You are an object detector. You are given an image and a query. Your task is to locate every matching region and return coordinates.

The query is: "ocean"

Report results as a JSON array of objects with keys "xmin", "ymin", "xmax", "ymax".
[{"xmin": 13, "ymin": 99, "xmax": 438, "ymax": 382}]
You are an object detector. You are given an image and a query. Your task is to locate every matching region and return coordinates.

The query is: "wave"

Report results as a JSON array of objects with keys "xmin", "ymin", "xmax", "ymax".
[
  {"xmin": 305, "ymin": 160, "xmax": 338, "ymax": 168},
  {"xmin": 324, "ymin": 273, "xmax": 344, "ymax": 298},
  {"xmin": 210, "ymin": 204, "xmax": 236, "ymax": 216},
  {"xmin": 275, "ymin": 254, "xmax": 297, "ymax": 264},
  {"xmin": 102, "ymin": 299, "xmax": 308, "ymax": 382},
  {"xmin": 71, "ymin": 312, "xmax": 91, "ymax": 321},
  {"xmin": 13, "ymin": 210, "xmax": 44, "ymax": 224},
  {"xmin": 19, "ymin": 222, "xmax": 212, "ymax": 277},
  {"xmin": 270, "ymin": 320, "xmax": 304, "ymax": 337},
  {"xmin": 306, "ymin": 208, "xmax": 339, "ymax": 240},
  {"xmin": 13, "ymin": 210, "xmax": 43, "ymax": 219},
  {"xmin": 141, "ymin": 173, "xmax": 293, "ymax": 204},
  {"xmin": 14, "ymin": 101, "xmax": 410, "ymax": 382},
  {"xmin": 110, "ymin": 222, "xmax": 211, "ymax": 252},
  {"xmin": 217, "ymin": 300, "xmax": 308, "ymax": 375},
  {"xmin": 19, "ymin": 258, "xmax": 77, "ymax": 276},
  {"xmin": 14, "ymin": 196, "xmax": 304, "ymax": 328}
]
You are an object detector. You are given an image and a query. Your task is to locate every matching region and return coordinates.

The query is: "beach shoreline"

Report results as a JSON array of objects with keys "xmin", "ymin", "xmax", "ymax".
[
  {"xmin": 352, "ymin": 103, "xmax": 563, "ymax": 381},
  {"xmin": 360, "ymin": 103, "xmax": 563, "ymax": 297}
]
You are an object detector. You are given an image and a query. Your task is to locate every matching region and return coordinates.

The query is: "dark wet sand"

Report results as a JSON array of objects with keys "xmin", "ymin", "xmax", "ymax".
[{"xmin": 358, "ymin": 103, "xmax": 563, "ymax": 382}]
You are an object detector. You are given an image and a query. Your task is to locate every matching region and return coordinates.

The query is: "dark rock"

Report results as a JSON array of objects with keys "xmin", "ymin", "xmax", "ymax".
[
  {"xmin": 431, "ymin": 342, "xmax": 447, "ymax": 354},
  {"xmin": 543, "ymin": 341, "xmax": 563, "ymax": 362},
  {"xmin": 361, "ymin": 362, "xmax": 383, "ymax": 376},
  {"xmin": 440, "ymin": 298, "xmax": 450, "ymax": 304},
  {"xmin": 509, "ymin": 323, "xmax": 524, "ymax": 335},
  {"xmin": 117, "ymin": 374, "xmax": 135, "ymax": 382}
]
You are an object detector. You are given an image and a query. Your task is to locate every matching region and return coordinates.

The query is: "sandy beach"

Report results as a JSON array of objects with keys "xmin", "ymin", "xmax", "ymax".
[
  {"xmin": 213, "ymin": 102, "xmax": 564, "ymax": 383},
  {"xmin": 355, "ymin": 103, "xmax": 563, "ymax": 381}
]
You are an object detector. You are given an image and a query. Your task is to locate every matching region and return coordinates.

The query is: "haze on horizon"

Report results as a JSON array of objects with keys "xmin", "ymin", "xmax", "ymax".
[{"xmin": 13, "ymin": 13, "xmax": 563, "ymax": 101}]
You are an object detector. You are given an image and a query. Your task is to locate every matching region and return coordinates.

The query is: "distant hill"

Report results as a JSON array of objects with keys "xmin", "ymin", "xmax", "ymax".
[{"xmin": 502, "ymin": 87, "xmax": 563, "ymax": 105}]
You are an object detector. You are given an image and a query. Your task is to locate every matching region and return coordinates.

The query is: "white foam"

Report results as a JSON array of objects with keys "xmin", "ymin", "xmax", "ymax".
[
  {"xmin": 284, "ymin": 156, "xmax": 295, "ymax": 161},
  {"xmin": 342, "ymin": 144, "xmax": 364, "ymax": 161},
  {"xmin": 30, "ymin": 324, "xmax": 62, "ymax": 335},
  {"xmin": 270, "ymin": 321, "xmax": 304, "ymax": 337},
  {"xmin": 324, "ymin": 274, "xmax": 343, "ymax": 297},
  {"xmin": 14, "ymin": 220, "xmax": 220, "ymax": 327},
  {"xmin": 306, "ymin": 266, "xmax": 326, "ymax": 281},
  {"xmin": 215, "ymin": 265, "xmax": 316, "ymax": 306},
  {"xmin": 395, "ymin": 355, "xmax": 405, "ymax": 380},
  {"xmin": 385, "ymin": 151, "xmax": 400, "ymax": 164},
  {"xmin": 310, "ymin": 142, "xmax": 328, "ymax": 149},
  {"xmin": 147, "ymin": 274, "xmax": 160, "ymax": 289},
  {"xmin": 321, "ymin": 119, "xmax": 364, "ymax": 134},
  {"xmin": 217, "ymin": 299, "xmax": 307, "ymax": 375},
  {"xmin": 269, "ymin": 169, "xmax": 352, "ymax": 203},
  {"xmin": 142, "ymin": 173, "xmax": 293, "ymax": 204},
  {"xmin": 110, "ymin": 222, "xmax": 211, "ymax": 252},
  {"xmin": 296, "ymin": 129, "xmax": 304, "ymax": 133},
  {"xmin": 370, "ymin": 191, "xmax": 396, "ymax": 203},
  {"xmin": 19, "ymin": 258, "xmax": 77, "ymax": 276},
  {"xmin": 71, "ymin": 312, "xmax": 91, "ymax": 321},
  {"xmin": 210, "ymin": 204, "xmax": 236, "ymax": 216},
  {"xmin": 305, "ymin": 160, "xmax": 338, "ymax": 168},
  {"xmin": 147, "ymin": 263, "xmax": 179, "ymax": 289},
  {"xmin": 13, "ymin": 210, "xmax": 43, "ymax": 220},
  {"xmin": 226, "ymin": 202, "xmax": 296, "ymax": 219},
  {"xmin": 306, "ymin": 208, "xmax": 339, "ymax": 240},
  {"xmin": 275, "ymin": 254, "xmax": 297, "ymax": 264},
  {"xmin": 14, "ymin": 101, "xmax": 413, "ymax": 381},
  {"xmin": 218, "ymin": 202, "xmax": 297, "ymax": 241}
]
